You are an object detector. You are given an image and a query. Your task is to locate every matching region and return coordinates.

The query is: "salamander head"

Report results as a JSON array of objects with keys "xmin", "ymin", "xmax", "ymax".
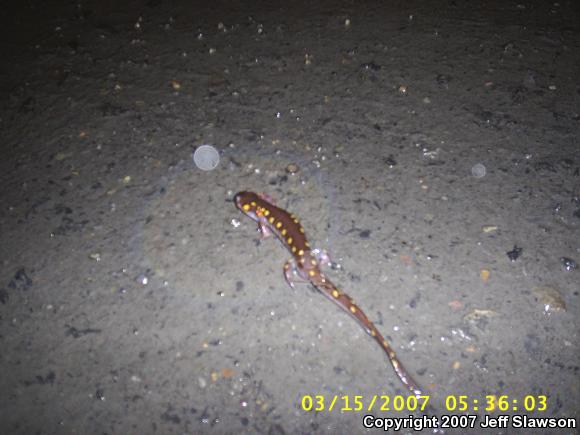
[{"xmin": 234, "ymin": 191, "xmax": 261, "ymax": 221}]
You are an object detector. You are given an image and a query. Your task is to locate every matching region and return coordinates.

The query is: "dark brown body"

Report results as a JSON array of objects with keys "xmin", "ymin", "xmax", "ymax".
[{"xmin": 234, "ymin": 191, "xmax": 424, "ymax": 396}]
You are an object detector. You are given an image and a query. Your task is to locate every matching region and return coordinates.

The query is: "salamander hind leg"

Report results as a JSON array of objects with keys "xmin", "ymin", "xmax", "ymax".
[
  {"xmin": 283, "ymin": 259, "xmax": 310, "ymax": 289},
  {"xmin": 311, "ymin": 248, "xmax": 331, "ymax": 267}
]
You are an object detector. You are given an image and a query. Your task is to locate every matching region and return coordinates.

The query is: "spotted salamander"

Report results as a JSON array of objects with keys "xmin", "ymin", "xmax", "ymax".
[{"xmin": 234, "ymin": 191, "xmax": 424, "ymax": 396}]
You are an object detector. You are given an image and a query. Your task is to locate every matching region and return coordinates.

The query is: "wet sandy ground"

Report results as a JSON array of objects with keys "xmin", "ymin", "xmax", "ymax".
[{"xmin": 0, "ymin": 0, "xmax": 579, "ymax": 433}]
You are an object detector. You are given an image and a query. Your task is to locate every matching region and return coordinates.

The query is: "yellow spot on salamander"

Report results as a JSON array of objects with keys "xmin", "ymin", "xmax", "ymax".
[
  {"xmin": 263, "ymin": 209, "xmax": 270, "ymax": 216},
  {"xmin": 310, "ymin": 259, "xmax": 317, "ymax": 266},
  {"xmin": 332, "ymin": 289, "xmax": 339, "ymax": 298},
  {"xmin": 299, "ymin": 257, "xmax": 305, "ymax": 264},
  {"xmin": 242, "ymin": 204, "xmax": 250, "ymax": 211},
  {"xmin": 370, "ymin": 329, "xmax": 377, "ymax": 337},
  {"xmin": 305, "ymin": 242, "xmax": 310, "ymax": 248},
  {"xmin": 299, "ymin": 227, "xmax": 305, "ymax": 233},
  {"xmin": 287, "ymin": 237, "xmax": 293, "ymax": 245},
  {"xmin": 350, "ymin": 305, "xmax": 357, "ymax": 313},
  {"xmin": 250, "ymin": 201, "xmax": 257, "ymax": 207},
  {"xmin": 268, "ymin": 216, "xmax": 275, "ymax": 224},
  {"xmin": 308, "ymin": 270, "xmax": 316, "ymax": 277},
  {"xmin": 293, "ymin": 218, "xmax": 299, "ymax": 224},
  {"xmin": 276, "ymin": 221, "xmax": 282, "ymax": 229},
  {"xmin": 281, "ymin": 228, "xmax": 287, "ymax": 236},
  {"xmin": 291, "ymin": 246, "xmax": 297, "ymax": 253},
  {"xmin": 298, "ymin": 249, "xmax": 304, "ymax": 256}
]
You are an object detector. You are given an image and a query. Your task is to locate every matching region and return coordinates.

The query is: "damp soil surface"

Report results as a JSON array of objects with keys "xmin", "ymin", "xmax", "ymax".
[{"xmin": 1, "ymin": 0, "xmax": 579, "ymax": 434}]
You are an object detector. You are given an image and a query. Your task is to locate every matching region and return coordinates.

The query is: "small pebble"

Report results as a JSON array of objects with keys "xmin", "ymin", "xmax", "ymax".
[
  {"xmin": 507, "ymin": 245, "xmax": 523, "ymax": 261},
  {"xmin": 285, "ymin": 163, "xmax": 299, "ymax": 174},
  {"xmin": 533, "ymin": 286, "xmax": 566, "ymax": 313},
  {"xmin": 471, "ymin": 163, "xmax": 486, "ymax": 178},
  {"xmin": 560, "ymin": 257, "xmax": 577, "ymax": 271},
  {"xmin": 464, "ymin": 309, "xmax": 497, "ymax": 322}
]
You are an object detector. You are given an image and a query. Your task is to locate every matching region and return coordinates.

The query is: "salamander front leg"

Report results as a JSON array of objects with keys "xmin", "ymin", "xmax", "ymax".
[
  {"xmin": 256, "ymin": 217, "xmax": 273, "ymax": 239},
  {"xmin": 257, "ymin": 192, "xmax": 277, "ymax": 204}
]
